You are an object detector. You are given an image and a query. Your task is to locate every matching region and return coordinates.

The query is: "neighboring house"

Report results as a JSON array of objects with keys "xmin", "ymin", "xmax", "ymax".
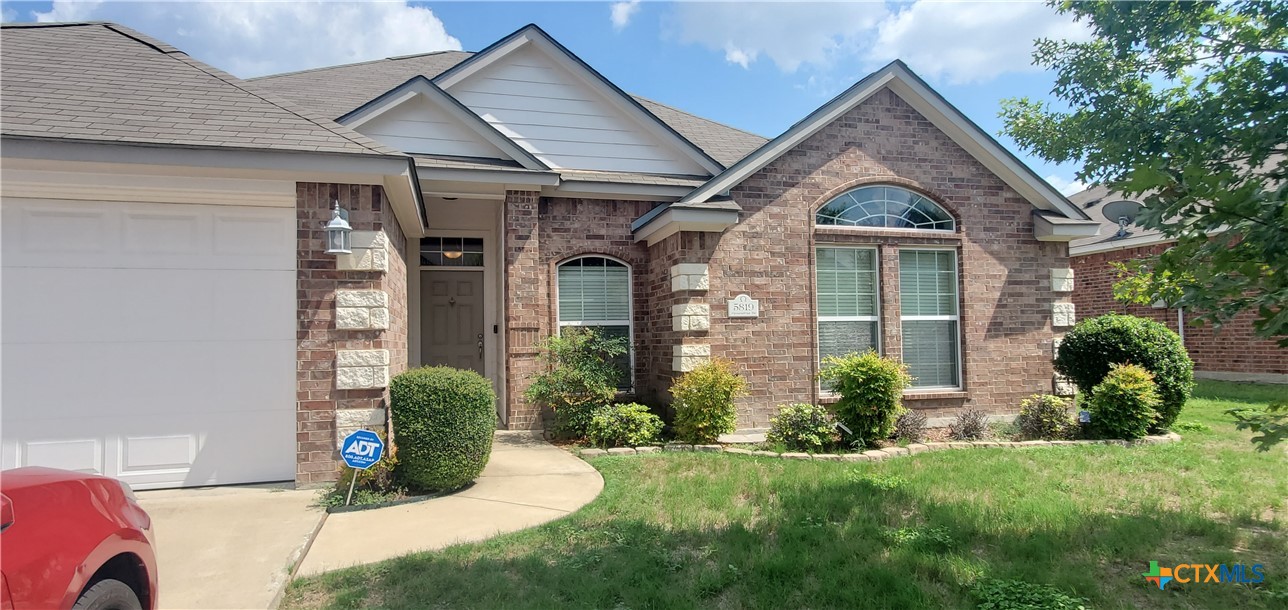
[
  {"xmin": 1, "ymin": 22, "xmax": 1099, "ymax": 490},
  {"xmin": 1068, "ymin": 186, "xmax": 1288, "ymax": 383}
]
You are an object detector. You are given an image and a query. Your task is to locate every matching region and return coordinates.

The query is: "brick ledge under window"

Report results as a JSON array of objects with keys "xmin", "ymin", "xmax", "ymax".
[{"xmin": 903, "ymin": 390, "xmax": 969, "ymax": 401}]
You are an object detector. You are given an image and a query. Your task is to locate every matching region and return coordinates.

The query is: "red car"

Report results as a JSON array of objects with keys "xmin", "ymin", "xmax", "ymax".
[{"xmin": 1, "ymin": 468, "xmax": 157, "ymax": 610}]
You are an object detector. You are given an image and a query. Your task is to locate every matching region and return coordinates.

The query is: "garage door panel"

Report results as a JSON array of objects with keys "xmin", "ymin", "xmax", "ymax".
[
  {"xmin": 2, "ymin": 196, "xmax": 297, "ymax": 489},
  {"xmin": 2, "ymin": 268, "xmax": 293, "ymax": 344}
]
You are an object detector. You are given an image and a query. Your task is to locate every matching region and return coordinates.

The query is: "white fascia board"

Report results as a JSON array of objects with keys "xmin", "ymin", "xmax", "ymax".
[
  {"xmin": 340, "ymin": 77, "xmax": 548, "ymax": 171},
  {"xmin": 548, "ymin": 180, "xmax": 691, "ymax": 202},
  {"xmin": 632, "ymin": 207, "xmax": 739, "ymax": 245},
  {"xmin": 1033, "ymin": 213, "xmax": 1103, "ymax": 242},
  {"xmin": 414, "ymin": 166, "xmax": 560, "ymax": 186},
  {"xmin": 434, "ymin": 24, "xmax": 724, "ymax": 176},
  {"xmin": 681, "ymin": 62, "xmax": 1090, "ymax": 223},
  {"xmin": 1070, "ymin": 233, "xmax": 1175, "ymax": 256},
  {"xmin": 384, "ymin": 166, "xmax": 427, "ymax": 232},
  {"xmin": 2, "ymin": 137, "xmax": 409, "ymax": 178}
]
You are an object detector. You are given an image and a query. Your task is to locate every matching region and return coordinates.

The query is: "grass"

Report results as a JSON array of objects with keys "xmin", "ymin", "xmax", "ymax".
[{"xmin": 284, "ymin": 381, "xmax": 1287, "ymax": 609}]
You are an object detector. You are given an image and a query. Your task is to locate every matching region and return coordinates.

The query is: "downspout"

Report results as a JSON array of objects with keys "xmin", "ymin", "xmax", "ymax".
[{"xmin": 1177, "ymin": 307, "xmax": 1185, "ymax": 348}]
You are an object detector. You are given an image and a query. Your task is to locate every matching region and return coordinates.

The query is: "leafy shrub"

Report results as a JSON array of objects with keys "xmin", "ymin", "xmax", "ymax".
[
  {"xmin": 949, "ymin": 409, "xmax": 990, "ymax": 441},
  {"xmin": 671, "ymin": 358, "xmax": 748, "ymax": 444},
  {"xmin": 390, "ymin": 366, "xmax": 496, "ymax": 491},
  {"xmin": 767, "ymin": 403, "xmax": 840, "ymax": 453},
  {"xmin": 587, "ymin": 403, "xmax": 663, "ymax": 448},
  {"xmin": 1055, "ymin": 313, "xmax": 1194, "ymax": 430},
  {"xmin": 1087, "ymin": 363, "xmax": 1160, "ymax": 439},
  {"xmin": 894, "ymin": 409, "xmax": 928, "ymax": 443},
  {"xmin": 970, "ymin": 579, "xmax": 1089, "ymax": 610},
  {"xmin": 1015, "ymin": 394, "xmax": 1073, "ymax": 440},
  {"xmin": 818, "ymin": 350, "xmax": 913, "ymax": 445},
  {"xmin": 524, "ymin": 328, "xmax": 628, "ymax": 438}
]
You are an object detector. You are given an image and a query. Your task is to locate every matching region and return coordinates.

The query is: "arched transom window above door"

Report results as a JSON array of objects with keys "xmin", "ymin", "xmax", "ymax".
[{"xmin": 816, "ymin": 185, "xmax": 955, "ymax": 231}]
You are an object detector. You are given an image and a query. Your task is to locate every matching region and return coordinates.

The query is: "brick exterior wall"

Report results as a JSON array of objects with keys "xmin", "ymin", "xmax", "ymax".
[
  {"xmin": 502, "ymin": 192, "xmax": 655, "ymax": 427},
  {"xmin": 1072, "ymin": 243, "xmax": 1288, "ymax": 376},
  {"xmin": 295, "ymin": 183, "xmax": 407, "ymax": 486},
  {"xmin": 659, "ymin": 88, "xmax": 1069, "ymax": 427}
]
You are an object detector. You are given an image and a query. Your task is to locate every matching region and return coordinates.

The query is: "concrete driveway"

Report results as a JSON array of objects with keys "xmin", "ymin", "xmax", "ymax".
[{"xmin": 137, "ymin": 485, "xmax": 323, "ymax": 609}]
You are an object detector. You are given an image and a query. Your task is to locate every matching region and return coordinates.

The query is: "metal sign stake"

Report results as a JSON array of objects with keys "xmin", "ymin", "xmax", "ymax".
[{"xmin": 345, "ymin": 473, "xmax": 358, "ymax": 506}]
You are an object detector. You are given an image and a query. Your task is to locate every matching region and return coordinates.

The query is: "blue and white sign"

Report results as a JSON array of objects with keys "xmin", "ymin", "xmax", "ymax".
[{"xmin": 340, "ymin": 429, "xmax": 384, "ymax": 470}]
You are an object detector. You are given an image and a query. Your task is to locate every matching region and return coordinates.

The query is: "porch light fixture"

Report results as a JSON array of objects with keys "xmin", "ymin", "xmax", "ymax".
[
  {"xmin": 323, "ymin": 201, "xmax": 352, "ymax": 255},
  {"xmin": 443, "ymin": 250, "xmax": 464, "ymax": 259}
]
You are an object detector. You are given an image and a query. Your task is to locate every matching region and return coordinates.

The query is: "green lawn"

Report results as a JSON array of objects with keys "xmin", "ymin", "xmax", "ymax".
[{"xmin": 285, "ymin": 381, "xmax": 1287, "ymax": 609}]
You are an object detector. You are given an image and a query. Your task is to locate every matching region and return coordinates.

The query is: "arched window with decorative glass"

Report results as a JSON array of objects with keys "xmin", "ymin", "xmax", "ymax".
[
  {"xmin": 556, "ymin": 255, "xmax": 633, "ymax": 391},
  {"xmin": 815, "ymin": 185, "xmax": 961, "ymax": 390},
  {"xmin": 815, "ymin": 185, "xmax": 955, "ymax": 231}
]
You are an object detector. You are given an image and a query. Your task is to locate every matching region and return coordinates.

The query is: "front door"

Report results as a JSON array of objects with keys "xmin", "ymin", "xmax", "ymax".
[{"xmin": 421, "ymin": 270, "xmax": 485, "ymax": 374}]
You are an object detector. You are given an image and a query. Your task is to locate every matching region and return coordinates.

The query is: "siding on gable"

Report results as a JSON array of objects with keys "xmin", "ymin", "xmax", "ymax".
[
  {"xmin": 354, "ymin": 94, "xmax": 509, "ymax": 159},
  {"xmin": 445, "ymin": 46, "xmax": 707, "ymax": 175}
]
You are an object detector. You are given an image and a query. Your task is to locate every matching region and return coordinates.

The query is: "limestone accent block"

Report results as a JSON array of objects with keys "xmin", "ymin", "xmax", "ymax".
[
  {"xmin": 670, "ymin": 263, "xmax": 711, "ymax": 292},
  {"xmin": 1052, "ymin": 336, "xmax": 1063, "ymax": 359},
  {"xmin": 1053, "ymin": 373, "xmax": 1077, "ymax": 396},
  {"xmin": 335, "ymin": 349, "xmax": 390, "ymax": 389},
  {"xmin": 1051, "ymin": 268, "xmax": 1075, "ymax": 292},
  {"xmin": 335, "ymin": 290, "xmax": 388, "ymax": 308},
  {"xmin": 673, "ymin": 355, "xmax": 712, "ymax": 372},
  {"xmin": 1052, "ymin": 302, "xmax": 1076, "ymax": 328},
  {"xmin": 335, "ymin": 290, "xmax": 390, "ymax": 330},
  {"xmin": 672, "ymin": 302, "xmax": 711, "ymax": 332},
  {"xmin": 673, "ymin": 344, "xmax": 711, "ymax": 358},
  {"xmin": 336, "ymin": 231, "xmax": 389, "ymax": 273},
  {"xmin": 334, "ymin": 408, "xmax": 385, "ymax": 446}
]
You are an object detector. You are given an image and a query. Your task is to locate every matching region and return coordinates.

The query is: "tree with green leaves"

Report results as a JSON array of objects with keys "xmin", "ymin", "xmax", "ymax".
[{"xmin": 1001, "ymin": 0, "xmax": 1287, "ymax": 346}]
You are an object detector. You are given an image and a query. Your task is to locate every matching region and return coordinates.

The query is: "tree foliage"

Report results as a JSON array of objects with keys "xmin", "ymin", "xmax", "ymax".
[{"xmin": 1001, "ymin": 0, "xmax": 1288, "ymax": 345}]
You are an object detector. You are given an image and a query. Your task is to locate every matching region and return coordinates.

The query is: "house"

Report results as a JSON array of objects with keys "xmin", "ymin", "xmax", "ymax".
[
  {"xmin": 1, "ymin": 22, "xmax": 1099, "ymax": 490},
  {"xmin": 1068, "ymin": 186, "xmax": 1288, "ymax": 384}
]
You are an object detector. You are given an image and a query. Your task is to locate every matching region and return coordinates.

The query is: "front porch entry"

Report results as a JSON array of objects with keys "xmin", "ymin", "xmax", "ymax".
[{"xmin": 409, "ymin": 197, "xmax": 507, "ymax": 425}]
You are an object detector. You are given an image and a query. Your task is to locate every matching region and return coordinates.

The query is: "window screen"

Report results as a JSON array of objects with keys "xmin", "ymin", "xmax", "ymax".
[
  {"xmin": 817, "ymin": 247, "xmax": 880, "ymax": 362},
  {"xmin": 899, "ymin": 250, "xmax": 960, "ymax": 388}
]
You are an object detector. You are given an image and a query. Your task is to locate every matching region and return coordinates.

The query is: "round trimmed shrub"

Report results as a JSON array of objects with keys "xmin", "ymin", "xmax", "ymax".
[
  {"xmin": 671, "ymin": 358, "xmax": 748, "ymax": 444},
  {"xmin": 1088, "ymin": 363, "xmax": 1161, "ymax": 439},
  {"xmin": 1055, "ymin": 313, "xmax": 1193, "ymax": 430},
  {"xmin": 818, "ymin": 350, "xmax": 912, "ymax": 445},
  {"xmin": 767, "ymin": 403, "xmax": 840, "ymax": 453},
  {"xmin": 390, "ymin": 366, "xmax": 497, "ymax": 491},
  {"xmin": 587, "ymin": 403, "xmax": 663, "ymax": 448}
]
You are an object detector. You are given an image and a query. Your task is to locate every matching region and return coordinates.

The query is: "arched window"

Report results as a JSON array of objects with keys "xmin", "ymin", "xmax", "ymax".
[
  {"xmin": 556, "ymin": 255, "xmax": 632, "ymax": 390},
  {"xmin": 816, "ymin": 185, "xmax": 955, "ymax": 231}
]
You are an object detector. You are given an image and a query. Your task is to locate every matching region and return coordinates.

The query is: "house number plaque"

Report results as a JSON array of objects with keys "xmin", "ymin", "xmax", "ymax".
[{"xmin": 728, "ymin": 294, "xmax": 760, "ymax": 318}]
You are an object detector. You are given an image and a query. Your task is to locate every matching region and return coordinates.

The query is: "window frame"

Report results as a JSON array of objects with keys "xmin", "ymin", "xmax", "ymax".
[
  {"xmin": 898, "ymin": 246, "xmax": 963, "ymax": 392},
  {"xmin": 815, "ymin": 185, "xmax": 956, "ymax": 233},
  {"xmin": 554, "ymin": 254, "xmax": 635, "ymax": 393},
  {"xmin": 815, "ymin": 245, "xmax": 882, "ymax": 392}
]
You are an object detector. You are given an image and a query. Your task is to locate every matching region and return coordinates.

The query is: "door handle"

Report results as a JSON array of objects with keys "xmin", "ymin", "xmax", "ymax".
[{"xmin": 477, "ymin": 333, "xmax": 484, "ymax": 358}]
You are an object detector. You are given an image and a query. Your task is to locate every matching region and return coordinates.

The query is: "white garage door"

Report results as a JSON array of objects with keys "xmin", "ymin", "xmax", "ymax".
[{"xmin": 2, "ymin": 197, "xmax": 296, "ymax": 489}]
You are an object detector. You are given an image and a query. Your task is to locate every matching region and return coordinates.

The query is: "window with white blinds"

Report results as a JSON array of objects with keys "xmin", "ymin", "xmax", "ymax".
[
  {"xmin": 899, "ymin": 249, "xmax": 961, "ymax": 389},
  {"xmin": 816, "ymin": 247, "xmax": 880, "ymax": 363},
  {"xmin": 557, "ymin": 256, "xmax": 632, "ymax": 390}
]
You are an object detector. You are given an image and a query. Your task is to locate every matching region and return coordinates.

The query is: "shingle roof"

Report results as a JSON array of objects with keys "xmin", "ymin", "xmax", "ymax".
[
  {"xmin": 249, "ymin": 51, "xmax": 768, "ymax": 167},
  {"xmin": 1, "ymin": 22, "xmax": 399, "ymax": 157}
]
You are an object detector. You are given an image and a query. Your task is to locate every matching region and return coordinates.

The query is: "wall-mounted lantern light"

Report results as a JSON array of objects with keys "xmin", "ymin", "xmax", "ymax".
[{"xmin": 323, "ymin": 201, "xmax": 352, "ymax": 255}]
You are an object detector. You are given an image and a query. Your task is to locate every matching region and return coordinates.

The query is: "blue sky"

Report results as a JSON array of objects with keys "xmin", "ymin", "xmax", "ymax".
[{"xmin": 2, "ymin": 1, "xmax": 1088, "ymax": 192}]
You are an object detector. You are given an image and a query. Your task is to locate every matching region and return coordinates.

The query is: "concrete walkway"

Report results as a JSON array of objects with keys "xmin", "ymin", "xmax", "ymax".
[
  {"xmin": 296, "ymin": 431, "xmax": 603, "ymax": 576},
  {"xmin": 137, "ymin": 485, "xmax": 322, "ymax": 609}
]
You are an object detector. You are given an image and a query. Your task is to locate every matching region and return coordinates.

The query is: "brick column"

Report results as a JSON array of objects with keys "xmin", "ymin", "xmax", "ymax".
[{"xmin": 503, "ymin": 190, "xmax": 546, "ymax": 429}]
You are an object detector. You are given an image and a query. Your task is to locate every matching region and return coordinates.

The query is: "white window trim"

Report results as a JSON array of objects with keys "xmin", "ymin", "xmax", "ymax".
[
  {"xmin": 554, "ymin": 254, "xmax": 636, "ymax": 393},
  {"xmin": 815, "ymin": 246, "xmax": 882, "ymax": 398},
  {"xmin": 815, "ymin": 185, "xmax": 957, "ymax": 233},
  {"xmin": 899, "ymin": 247, "xmax": 963, "ymax": 392}
]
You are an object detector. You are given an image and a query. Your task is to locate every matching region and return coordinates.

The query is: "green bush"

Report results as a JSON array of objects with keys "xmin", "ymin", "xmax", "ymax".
[
  {"xmin": 524, "ymin": 328, "xmax": 628, "ymax": 438},
  {"xmin": 1055, "ymin": 313, "xmax": 1193, "ymax": 430},
  {"xmin": 818, "ymin": 350, "xmax": 912, "ymax": 445},
  {"xmin": 671, "ymin": 358, "xmax": 748, "ymax": 444},
  {"xmin": 970, "ymin": 579, "xmax": 1090, "ymax": 610},
  {"xmin": 390, "ymin": 366, "xmax": 496, "ymax": 491},
  {"xmin": 767, "ymin": 403, "xmax": 840, "ymax": 453},
  {"xmin": 1015, "ymin": 394, "xmax": 1074, "ymax": 440},
  {"xmin": 1087, "ymin": 363, "xmax": 1161, "ymax": 439},
  {"xmin": 586, "ymin": 403, "xmax": 663, "ymax": 448}
]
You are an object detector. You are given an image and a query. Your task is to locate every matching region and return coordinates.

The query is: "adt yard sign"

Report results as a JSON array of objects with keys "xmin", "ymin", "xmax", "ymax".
[{"xmin": 340, "ymin": 429, "xmax": 384, "ymax": 470}]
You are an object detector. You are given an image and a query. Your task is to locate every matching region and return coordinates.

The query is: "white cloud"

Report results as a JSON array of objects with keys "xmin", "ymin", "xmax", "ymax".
[
  {"xmin": 1045, "ymin": 175, "xmax": 1088, "ymax": 196},
  {"xmin": 668, "ymin": 1, "xmax": 889, "ymax": 73},
  {"xmin": 666, "ymin": 0, "xmax": 1089, "ymax": 83},
  {"xmin": 872, "ymin": 1, "xmax": 1092, "ymax": 85},
  {"xmin": 611, "ymin": 0, "xmax": 641, "ymax": 31},
  {"xmin": 32, "ymin": 1, "xmax": 461, "ymax": 77}
]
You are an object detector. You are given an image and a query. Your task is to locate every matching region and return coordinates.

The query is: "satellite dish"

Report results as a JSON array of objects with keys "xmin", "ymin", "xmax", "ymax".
[{"xmin": 1101, "ymin": 200, "xmax": 1143, "ymax": 238}]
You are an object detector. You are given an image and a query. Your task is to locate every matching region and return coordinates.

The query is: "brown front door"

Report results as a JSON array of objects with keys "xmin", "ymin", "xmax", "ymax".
[{"xmin": 421, "ymin": 270, "xmax": 485, "ymax": 374}]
